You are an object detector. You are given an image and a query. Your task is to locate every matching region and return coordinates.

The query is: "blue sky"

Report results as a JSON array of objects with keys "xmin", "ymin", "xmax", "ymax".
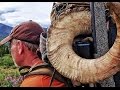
[{"xmin": 0, "ymin": 2, "xmax": 53, "ymax": 28}]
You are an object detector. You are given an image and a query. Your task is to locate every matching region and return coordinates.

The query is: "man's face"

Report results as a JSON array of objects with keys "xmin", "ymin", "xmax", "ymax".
[{"xmin": 9, "ymin": 39, "xmax": 19, "ymax": 67}]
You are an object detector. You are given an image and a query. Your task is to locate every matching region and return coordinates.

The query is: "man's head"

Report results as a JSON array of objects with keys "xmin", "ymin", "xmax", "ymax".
[{"xmin": 0, "ymin": 20, "xmax": 44, "ymax": 67}]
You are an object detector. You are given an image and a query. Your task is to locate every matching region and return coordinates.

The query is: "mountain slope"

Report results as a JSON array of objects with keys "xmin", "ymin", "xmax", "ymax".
[{"xmin": 0, "ymin": 23, "xmax": 13, "ymax": 39}]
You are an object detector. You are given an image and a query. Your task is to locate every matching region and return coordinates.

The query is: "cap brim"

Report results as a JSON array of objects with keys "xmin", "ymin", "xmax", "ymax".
[{"xmin": 0, "ymin": 35, "xmax": 12, "ymax": 46}]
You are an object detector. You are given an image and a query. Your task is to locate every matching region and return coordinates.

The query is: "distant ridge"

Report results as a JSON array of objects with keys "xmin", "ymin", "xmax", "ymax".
[{"xmin": 0, "ymin": 23, "xmax": 13, "ymax": 39}]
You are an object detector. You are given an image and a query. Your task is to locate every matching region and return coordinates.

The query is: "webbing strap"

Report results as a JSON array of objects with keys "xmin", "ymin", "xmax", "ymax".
[{"xmin": 19, "ymin": 63, "xmax": 73, "ymax": 87}]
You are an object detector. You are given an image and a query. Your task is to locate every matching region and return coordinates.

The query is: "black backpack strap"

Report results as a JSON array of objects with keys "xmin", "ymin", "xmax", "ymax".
[
  {"xmin": 49, "ymin": 68, "xmax": 56, "ymax": 87},
  {"xmin": 48, "ymin": 68, "xmax": 73, "ymax": 87},
  {"xmin": 19, "ymin": 66, "xmax": 31, "ymax": 76}
]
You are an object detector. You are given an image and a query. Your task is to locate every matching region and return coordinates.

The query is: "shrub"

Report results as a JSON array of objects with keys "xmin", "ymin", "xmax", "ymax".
[
  {"xmin": 0, "ymin": 54, "xmax": 15, "ymax": 68},
  {"xmin": 0, "ymin": 45, "xmax": 9, "ymax": 57}
]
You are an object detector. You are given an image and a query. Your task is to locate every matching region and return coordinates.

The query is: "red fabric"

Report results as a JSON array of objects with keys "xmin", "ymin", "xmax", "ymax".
[
  {"xmin": 20, "ymin": 74, "xmax": 65, "ymax": 87},
  {"xmin": 10, "ymin": 20, "xmax": 44, "ymax": 45}
]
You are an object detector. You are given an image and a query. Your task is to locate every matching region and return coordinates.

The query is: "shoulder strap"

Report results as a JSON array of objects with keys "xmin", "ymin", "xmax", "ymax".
[{"xmin": 19, "ymin": 63, "xmax": 73, "ymax": 87}]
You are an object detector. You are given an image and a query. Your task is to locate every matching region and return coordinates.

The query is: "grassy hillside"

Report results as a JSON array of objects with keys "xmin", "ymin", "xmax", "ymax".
[{"xmin": 0, "ymin": 54, "xmax": 21, "ymax": 87}]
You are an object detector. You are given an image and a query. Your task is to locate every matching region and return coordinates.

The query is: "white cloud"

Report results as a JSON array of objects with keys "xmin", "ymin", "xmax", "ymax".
[{"xmin": 0, "ymin": 2, "xmax": 53, "ymax": 27}]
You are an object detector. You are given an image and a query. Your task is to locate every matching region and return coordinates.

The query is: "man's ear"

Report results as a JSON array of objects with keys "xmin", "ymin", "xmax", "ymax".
[{"xmin": 17, "ymin": 40, "xmax": 24, "ymax": 55}]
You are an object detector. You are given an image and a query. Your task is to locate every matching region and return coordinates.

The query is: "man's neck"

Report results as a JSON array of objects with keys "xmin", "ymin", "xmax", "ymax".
[{"xmin": 22, "ymin": 51, "xmax": 44, "ymax": 67}]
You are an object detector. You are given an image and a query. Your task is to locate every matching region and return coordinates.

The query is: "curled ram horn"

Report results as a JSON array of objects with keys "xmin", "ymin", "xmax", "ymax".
[{"xmin": 47, "ymin": 2, "xmax": 120, "ymax": 83}]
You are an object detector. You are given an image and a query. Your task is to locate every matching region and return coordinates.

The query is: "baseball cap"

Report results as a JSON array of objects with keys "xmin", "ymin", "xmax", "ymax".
[{"xmin": 0, "ymin": 20, "xmax": 44, "ymax": 46}]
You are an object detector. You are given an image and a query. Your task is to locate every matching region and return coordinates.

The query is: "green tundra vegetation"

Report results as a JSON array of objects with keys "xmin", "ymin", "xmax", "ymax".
[
  {"xmin": 0, "ymin": 44, "xmax": 9, "ymax": 57},
  {"xmin": 0, "ymin": 45, "xmax": 21, "ymax": 87}
]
